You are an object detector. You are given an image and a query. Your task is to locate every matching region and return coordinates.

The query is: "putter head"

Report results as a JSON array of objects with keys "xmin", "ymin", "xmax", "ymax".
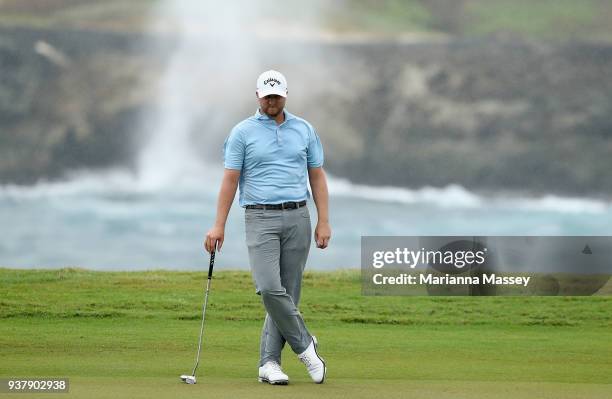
[{"xmin": 180, "ymin": 374, "xmax": 196, "ymax": 384}]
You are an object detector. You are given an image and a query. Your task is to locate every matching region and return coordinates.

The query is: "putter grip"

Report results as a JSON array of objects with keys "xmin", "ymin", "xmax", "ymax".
[{"xmin": 208, "ymin": 251, "xmax": 215, "ymax": 279}]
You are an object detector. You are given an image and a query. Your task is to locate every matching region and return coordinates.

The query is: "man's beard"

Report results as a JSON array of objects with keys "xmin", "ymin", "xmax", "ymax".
[{"xmin": 265, "ymin": 107, "xmax": 283, "ymax": 118}]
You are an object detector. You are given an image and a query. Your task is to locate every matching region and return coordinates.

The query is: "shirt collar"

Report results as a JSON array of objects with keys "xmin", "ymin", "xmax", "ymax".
[{"xmin": 254, "ymin": 109, "xmax": 296, "ymax": 122}]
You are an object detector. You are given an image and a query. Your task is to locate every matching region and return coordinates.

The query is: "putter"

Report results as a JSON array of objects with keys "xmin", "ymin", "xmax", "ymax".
[{"xmin": 180, "ymin": 251, "xmax": 216, "ymax": 384}]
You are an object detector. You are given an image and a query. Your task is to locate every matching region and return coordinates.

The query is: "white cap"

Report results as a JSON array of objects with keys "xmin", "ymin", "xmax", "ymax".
[{"xmin": 256, "ymin": 70, "xmax": 288, "ymax": 98}]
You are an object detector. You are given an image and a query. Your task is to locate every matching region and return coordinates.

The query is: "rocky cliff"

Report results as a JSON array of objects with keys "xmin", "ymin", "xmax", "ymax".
[{"xmin": 1, "ymin": 27, "xmax": 611, "ymax": 195}]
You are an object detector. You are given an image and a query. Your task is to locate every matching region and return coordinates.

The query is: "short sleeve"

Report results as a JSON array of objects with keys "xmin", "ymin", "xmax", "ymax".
[
  {"xmin": 223, "ymin": 127, "xmax": 245, "ymax": 170},
  {"xmin": 306, "ymin": 126, "xmax": 324, "ymax": 168}
]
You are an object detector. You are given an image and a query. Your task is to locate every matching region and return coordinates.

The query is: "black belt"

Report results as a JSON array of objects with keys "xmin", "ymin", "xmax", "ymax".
[{"xmin": 246, "ymin": 200, "xmax": 307, "ymax": 210}]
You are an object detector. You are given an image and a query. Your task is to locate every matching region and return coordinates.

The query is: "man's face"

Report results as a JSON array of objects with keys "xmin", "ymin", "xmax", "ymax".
[{"xmin": 257, "ymin": 94, "xmax": 286, "ymax": 118}]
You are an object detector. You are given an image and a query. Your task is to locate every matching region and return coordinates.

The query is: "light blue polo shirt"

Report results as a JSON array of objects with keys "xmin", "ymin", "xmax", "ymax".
[{"xmin": 223, "ymin": 109, "xmax": 324, "ymax": 207}]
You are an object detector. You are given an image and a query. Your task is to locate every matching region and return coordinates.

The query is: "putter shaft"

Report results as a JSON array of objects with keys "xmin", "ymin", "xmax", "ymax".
[{"xmin": 190, "ymin": 251, "xmax": 215, "ymax": 377}]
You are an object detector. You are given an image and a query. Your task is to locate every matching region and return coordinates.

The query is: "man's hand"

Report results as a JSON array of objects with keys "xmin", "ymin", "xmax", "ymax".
[
  {"xmin": 204, "ymin": 225, "xmax": 224, "ymax": 253},
  {"xmin": 315, "ymin": 221, "xmax": 331, "ymax": 249}
]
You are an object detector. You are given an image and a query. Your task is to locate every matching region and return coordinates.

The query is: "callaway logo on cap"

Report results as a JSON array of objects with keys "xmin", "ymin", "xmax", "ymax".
[{"xmin": 257, "ymin": 70, "xmax": 288, "ymax": 98}]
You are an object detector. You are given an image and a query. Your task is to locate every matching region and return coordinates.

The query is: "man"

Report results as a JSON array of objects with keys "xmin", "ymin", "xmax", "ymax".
[{"xmin": 204, "ymin": 70, "xmax": 331, "ymax": 385}]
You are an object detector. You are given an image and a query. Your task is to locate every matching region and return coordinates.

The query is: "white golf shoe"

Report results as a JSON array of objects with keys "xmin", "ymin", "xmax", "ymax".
[
  {"xmin": 297, "ymin": 336, "xmax": 326, "ymax": 384},
  {"xmin": 258, "ymin": 361, "xmax": 289, "ymax": 385}
]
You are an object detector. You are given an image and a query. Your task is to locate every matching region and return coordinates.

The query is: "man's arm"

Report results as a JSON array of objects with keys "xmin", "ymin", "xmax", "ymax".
[
  {"xmin": 204, "ymin": 169, "xmax": 241, "ymax": 253},
  {"xmin": 308, "ymin": 167, "xmax": 331, "ymax": 249}
]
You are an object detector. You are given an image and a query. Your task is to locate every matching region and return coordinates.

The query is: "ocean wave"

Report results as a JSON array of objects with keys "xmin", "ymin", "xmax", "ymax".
[
  {"xmin": 0, "ymin": 166, "xmax": 222, "ymax": 200},
  {"xmin": 0, "ymin": 170, "xmax": 152, "ymax": 199},
  {"xmin": 328, "ymin": 177, "xmax": 482, "ymax": 208},
  {"xmin": 327, "ymin": 176, "xmax": 611, "ymax": 214},
  {"xmin": 1, "ymin": 170, "xmax": 610, "ymax": 214}
]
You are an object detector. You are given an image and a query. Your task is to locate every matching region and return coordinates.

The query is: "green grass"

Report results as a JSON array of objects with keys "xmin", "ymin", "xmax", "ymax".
[
  {"xmin": 1, "ymin": 268, "xmax": 611, "ymax": 398},
  {"xmin": 0, "ymin": 0, "xmax": 154, "ymax": 31},
  {"xmin": 466, "ymin": 0, "xmax": 600, "ymax": 38},
  {"xmin": 324, "ymin": 0, "xmax": 432, "ymax": 35},
  {"xmin": 1, "ymin": 0, "xmax": 612, "ymax": 39}
]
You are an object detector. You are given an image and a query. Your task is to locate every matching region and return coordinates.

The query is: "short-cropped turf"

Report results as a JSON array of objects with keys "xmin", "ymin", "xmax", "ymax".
[{"xmin": 1, "ymin": 268, "xmax": 611, "ymax": 399}]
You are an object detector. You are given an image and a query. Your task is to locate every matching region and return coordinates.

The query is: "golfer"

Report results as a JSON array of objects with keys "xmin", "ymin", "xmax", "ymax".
[{"xmin": 204, "ymin": 70, "xmax": 330, "ymax": 385}]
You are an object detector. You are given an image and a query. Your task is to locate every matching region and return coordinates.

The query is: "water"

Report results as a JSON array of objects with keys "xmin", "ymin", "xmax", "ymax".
[
  {"xmin": 1, "ymin": 169, "xmax": 611, "ymax": 271},
  {"xmin": 2, "ymin": 1, "xmax": 611, "ymax": 271}
]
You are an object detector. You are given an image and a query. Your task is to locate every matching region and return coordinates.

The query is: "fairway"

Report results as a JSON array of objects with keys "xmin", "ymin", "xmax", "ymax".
[{"xmin": 1, "ymin": 268, "xmax": 611, "ymax": 398}]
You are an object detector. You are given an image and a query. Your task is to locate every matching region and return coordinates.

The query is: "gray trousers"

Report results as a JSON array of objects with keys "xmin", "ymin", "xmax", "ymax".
[{"xmin": 245, "ymin": 205, "xmax": 313, "ymax": 366}]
